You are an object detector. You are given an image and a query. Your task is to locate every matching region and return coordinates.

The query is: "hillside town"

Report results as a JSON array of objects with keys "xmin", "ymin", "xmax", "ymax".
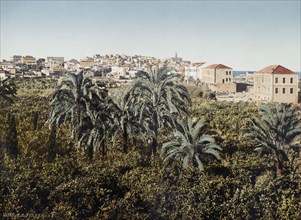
[{"xmin": 0, "ymin": 53, "xmax": 300, "ymax": 104}]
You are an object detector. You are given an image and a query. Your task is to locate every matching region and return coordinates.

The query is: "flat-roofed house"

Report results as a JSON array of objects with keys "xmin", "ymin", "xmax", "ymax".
[
  {"xmin": 21, "ymin": 56, "xmax": 36, "ymax": 65},
  {"xmin": 12, "ymin": 55, "xmax": 22, "ymax": 63},
  {"xmin": 0, "ymin": 61, "xmax": 14, "ymax": 70},
  {"xmin": 185, "ymin": 62, "xmax": 205, "ymax": 81},
  {"xmin": 46, "ymin": 56, "xmax": 65, "ymax": 71},
  {"xmin": 253, "ymin": 65, "xmax": 298, "ymax": 104},
  {"xmin": 202, "ymin": 64, "xmax": 236, "ymax": 93},
  {"xmin": 80, "ymin": 58, "xmax": 94, "ymax": 69},
  {"xmin": 0, "ymin": 69, "xmax": 10, "ymax": 80}
]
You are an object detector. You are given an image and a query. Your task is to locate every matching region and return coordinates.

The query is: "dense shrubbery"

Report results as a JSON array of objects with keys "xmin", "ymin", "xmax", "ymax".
[
  {"xmin": 0, "ymin": 76, "xmax": 300, "ymax": 219},
  {"xmin": 1, "ymin": 150, "xmax": 300, "ymax": 219}
]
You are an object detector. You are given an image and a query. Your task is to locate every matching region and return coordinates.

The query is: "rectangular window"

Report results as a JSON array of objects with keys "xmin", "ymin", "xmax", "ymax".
[
  {"xmin": 290, "ymin": 88, "xmax": 293, "ymax": 94},
  {"xmin": 290, "ymin": 78, "xmax": 293, "ymax": 83},
  {"xmin": 229, "ymin": 71, "xmax": 231, "ymax": 75},
  {"xmin": 283, "ymin": 88, "xmax": 285, "ymax": 93},
  {"xmin": 226, "ymin": 71, "xmax": 228, "ymax": 75},
  {"xmin": 283, "ymin": 78, "xmax": 286, "ymax": 83},
  {"xmin": 275, "ymin": 78, "xmax": 278, "ymax": 83},
  {"xmin": 222, "ymin": 79, "xmax": 225, "ymax": 83},
  {"xmin": 275, "ymin": 88, "xmax": 278, "ymax": 93},
  {"xmin": 226, "ymin": 78, "xmax": 228, "ymax": 82},
  {"xmin": 229, "ymin": 78, "xmax": 231, "ymax": 82}
]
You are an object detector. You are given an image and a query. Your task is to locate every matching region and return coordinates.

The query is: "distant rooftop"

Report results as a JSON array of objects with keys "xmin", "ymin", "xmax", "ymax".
[
  {"xmin": 204, "ymin": 64, "xmax": 232, "ymax": 69},
  {"xmin": 69, "ymin": 59, "xmax": 80, "ymax": 64},
  {"xmin": 256, "ymin": 65, "xmax": 295, "ymax": 75}
]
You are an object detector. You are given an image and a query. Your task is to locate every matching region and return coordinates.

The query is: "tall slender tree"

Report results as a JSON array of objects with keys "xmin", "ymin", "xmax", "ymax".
[
  {"xmin": 48, "ymin": 71, "xmax": 101, "ymax": 143},
  {"xmin": 131, "ymin": 66, "xmax": 191, "ymax": 156},
  {"xmin": 79, "ymin": 94, "xmax": 113, "ymax": 160},
  {"xmin": 47, "ymin": 71, "xmax": 106, "ymax": 150},
  {"xmin": 47, "ymin": 124, "xmax": 57, "ymax": 163},
  {"xmin": 6, "ymin": 113, "xmax": 18, "ymax": 158},
  {"xmin": 111, "ymin": 88, "xmax": 145, "ymax": 153}
]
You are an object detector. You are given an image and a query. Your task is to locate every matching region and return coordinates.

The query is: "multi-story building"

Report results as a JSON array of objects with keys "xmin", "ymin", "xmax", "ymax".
[
  {"xmin": 0, "ymin": 61, "xmax": 14, "ymax": 70},
  {"xmin": 46, "ymin": 57, "xmax": 64, "ymax": 71},
  {"xmin": 253, "ymin": 65, "xmax": 298, "ymax": 104},
  {"xmin": 12, "ymin": 55, "xmax": 22, "ymax": 63},
  {"xmin": 184, "ymin": 62, "xmax": 205, "ymax": 81},
  {"xmin": 47, "ymin": 57, "xmax": 64, "ymax": 64},
  {"xmin": 202, "ymin": 64, "xmax": 236, "ymax": 93},
  {"xmin": 21, "ymin": 56, "xmax": 36, "ymax": 65},
  {"xmin": 64, "ymin": 59, "xmax": 80, "ymax": 71},
  {"xmin": 80, "ymin": 58, "xmax": 94, "ymax": 69}
]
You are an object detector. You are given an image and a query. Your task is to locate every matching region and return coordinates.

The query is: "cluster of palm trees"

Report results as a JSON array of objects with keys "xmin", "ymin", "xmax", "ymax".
[
  {"xmin": 47, "ymin": 67, "xmax": 223, "ymax": 170},
  {"xmin": 2, "ymin": 71, "xmax": 300, "ymax": 174}
]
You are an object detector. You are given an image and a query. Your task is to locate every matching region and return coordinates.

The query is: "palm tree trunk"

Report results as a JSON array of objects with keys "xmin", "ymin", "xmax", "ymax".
[
  {"xmin": 87, "ymin": 139, "xmax": 93, "ymax": 161},
  {"xmin": 276, "ymin": 151, "xmax": 284, "ymax": 175},
  {"xmin": 151, "ymin": 112, "xmax": 159, "ymax": 156},
  {"xmin": 47, "ymin": 125, "xmax": 57, "ymax": 163},
  {"xmin": 122, "ymin": 123, "xmax": 128, "ymax": 153},
  {"xmin": 101, "ymin": 140, "xmax": 106, "ymax": 159},
  {"xmin": 152, "ymin": 126, "xmax": 158, "ymax": 156}
]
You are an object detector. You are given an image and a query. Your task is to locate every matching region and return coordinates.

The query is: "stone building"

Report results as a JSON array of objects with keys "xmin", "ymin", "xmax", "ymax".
[
  {"xmin": 202, "ymin": 64, "xmax": 236, "ymax": 93},
  {"xmin": 253, "ymin": 65, "xmax": 298, "ymax": 104}
]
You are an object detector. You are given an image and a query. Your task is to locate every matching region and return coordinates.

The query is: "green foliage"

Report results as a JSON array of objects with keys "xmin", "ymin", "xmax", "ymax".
[
  {"xmin": 246, "ymin": 103, "xmax": 301, "ymax": 175},
  {"xmin": 162, "ymin": 117, "xmax": 221, "ymax": 171},
  {"xmin": 0, "ymin": 77, "xmax": 300, "ymax": 219},
  {"xmin": 131, "ymin": 66, "xmax": 191, "ymax": 155},
  {"xmin": 48, "ymin": 71, "xmax": 110, "ymax": 159},
  {"xmin": 0, "ymin": 78, "xmax": 17, "ymax": 105},
  {"xmin": 6, "ymin": 113, "xmax": 18, "ymax": 158}
]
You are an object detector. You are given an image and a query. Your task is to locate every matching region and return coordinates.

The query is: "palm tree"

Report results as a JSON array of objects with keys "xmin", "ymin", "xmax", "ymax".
[
  {"xmin": 246, "ymin": 103, "xmax": 301, "ymax": 175},
  {"xmin": 47, "ymin": 71, "xmax": 106, "ymax": 148},
  {"xmin": 162, "ymin": 117, "xmax": 222, "ymax": 171},
  {"xmin": 47, "ymin": 124, "xmax": 57, "ymax": 162},
  {"xmin": 0, "ymin": 78, "xmax": 17, "ymax": 105},
  {"xmin": 79, "ymin": 94, "xmax": 113, "ymax": 160},
  {"xmin": 131, "ymin": 66, "xmax": 191, "ymax": 156},
  {"xmin": 110, "ymin": 88, "xmax": 146, "ymax": 153},
  {"xmin": 6, "ymin": 113, "xmax": 18, "ymax": 158}
]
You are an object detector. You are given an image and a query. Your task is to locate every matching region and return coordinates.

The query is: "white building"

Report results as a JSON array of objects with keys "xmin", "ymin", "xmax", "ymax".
[
  {"xmin": 0, "ymin": 69, "xmax": 10, "ymax": 80},
  {"xmin": 184, "ymin": 62, "xmax": 205, "ymax": 80}
]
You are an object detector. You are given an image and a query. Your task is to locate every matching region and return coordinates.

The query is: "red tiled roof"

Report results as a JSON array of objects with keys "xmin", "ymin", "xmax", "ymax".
[
  {"xmin": 256, "ymin": 65, "xmax": 295, "ymax": 74},
  {"xmin": 191, "ymin": 62, "xmax": 205, "ymax": 67},
  {"xmin": 203, "ymin": 64, "xmax": 232, "ymax": 69}
]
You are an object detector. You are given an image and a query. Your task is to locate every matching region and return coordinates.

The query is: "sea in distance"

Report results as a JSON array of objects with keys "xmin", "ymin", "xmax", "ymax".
[{"xmin": 233, "ymin": 71, "xmax": 301, "ymax": 79}]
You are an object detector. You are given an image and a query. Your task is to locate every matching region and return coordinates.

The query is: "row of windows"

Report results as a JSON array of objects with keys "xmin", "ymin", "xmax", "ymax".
[
  {"xmin": 275, "ymin": 77, "xmax": 294, "ymax": 84},
  {"xmin": 186, "ymin": 69, "xmax": 200, "ymax": 72},
  {"xmin": 222, "ymin": 78, "xmax": 231, "ymax": 83},
  {"xmin": 275, "ymin": 88, "xmax": 294, "ymax": 94},
  {"xmin": 226, "ymin": 71, "xmax": 232, "ymax": 75}
]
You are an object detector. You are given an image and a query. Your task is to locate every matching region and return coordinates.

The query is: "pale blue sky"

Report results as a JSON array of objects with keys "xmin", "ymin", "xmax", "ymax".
[{"xmin": 1, "ymin": 0, "xmax": 300, "ymax": 71}]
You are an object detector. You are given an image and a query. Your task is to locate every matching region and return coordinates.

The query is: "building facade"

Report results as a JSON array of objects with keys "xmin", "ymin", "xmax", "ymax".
[
  {"xmin": 47, "ymin": 57, "xmax": 64, "ymax": 63},
  {"xmin": 21, "ymin": 56, "xmax": 36, "ymax": 65},
  {"xmin": 184, "ymin": 62, "xmax": 205, "ymax": 81},
  {"xmin": 202, "ymin": 64, "xmax": 236, "ymax": 93},
  {"xmin": 46, "ymin": 57, "xmax": 65, "ymax": 71},
  {"xmin": 253, "ymin": 65, "xmax": 298, "ymax": 104},
  {"xmin": 12, "ymin": 55, "xmax": 22, "ymax": 63},
  {"xmin": 0, "ymin": 69, "xmax": 10, "ymax": 80},
  {"xmin": 80, "ymin": 58, "xmax": 94, "ymax": 69}
]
